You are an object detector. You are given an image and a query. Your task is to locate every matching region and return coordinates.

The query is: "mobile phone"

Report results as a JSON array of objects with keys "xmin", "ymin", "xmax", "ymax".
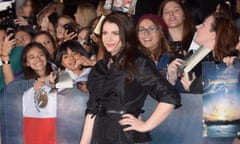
[
  {"xmin": 6, "ymin": 28, "xmax": 15, "ymax": 40},
  {"xmin": 63, "ymin": 23, "xmax": 76, "ymax": 34},
  {"xmin": 48, "ymin": 12, "xmax": 58, "ymax": 25}
]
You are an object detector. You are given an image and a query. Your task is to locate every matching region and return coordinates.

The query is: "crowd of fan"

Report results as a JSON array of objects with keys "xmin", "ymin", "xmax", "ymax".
[{"xmin": 0, "ymin": 0, "xmax": 240, "ymax": 143}]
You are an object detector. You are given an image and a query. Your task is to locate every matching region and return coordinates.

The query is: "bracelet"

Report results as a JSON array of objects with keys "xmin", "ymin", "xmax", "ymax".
[{"xmin": 2, "ymin": 60, "xmax": 10, "ymax": 64}]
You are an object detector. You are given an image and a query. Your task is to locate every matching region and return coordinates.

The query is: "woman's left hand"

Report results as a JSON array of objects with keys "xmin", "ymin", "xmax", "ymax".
[
  {"xmin": 119, "ymin": 114, "xmax": 147, "ymax": 132},
  {"xmin": 223, "ymin": 56, "xmax": 237, "ymax": 66},
  {"xmin": 180, "ymin": 72, "xmax": 196, "ymax": 92}
]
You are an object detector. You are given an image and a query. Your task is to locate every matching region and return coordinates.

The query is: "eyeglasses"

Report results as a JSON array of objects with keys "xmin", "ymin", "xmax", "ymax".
[{"xmin": 138, "ymin": 26, "xmax": 159, "ymax": 34}]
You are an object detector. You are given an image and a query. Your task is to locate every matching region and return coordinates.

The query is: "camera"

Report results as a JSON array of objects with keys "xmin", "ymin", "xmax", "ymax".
[{"xmin": 0, "ymin": 1, "xmax": 17, "ymax": 29}]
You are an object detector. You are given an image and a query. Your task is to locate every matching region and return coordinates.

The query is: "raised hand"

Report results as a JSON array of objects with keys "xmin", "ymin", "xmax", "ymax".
[{"xmin": 1, "ymin": 34, "xmax": 16, "ymax": 56}]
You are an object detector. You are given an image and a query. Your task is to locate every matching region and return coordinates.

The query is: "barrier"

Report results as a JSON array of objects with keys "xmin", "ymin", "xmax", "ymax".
[
  {"xmin": 0, "ymin": 86, "xmax": 88, "ymax": 144},
  {"xmin": 0, "ymin": 88, "xmax": 235, "ymax": 144},
  {"xmin": 143, "ymin": 93, "xmax": 203, "ymax": 144}
]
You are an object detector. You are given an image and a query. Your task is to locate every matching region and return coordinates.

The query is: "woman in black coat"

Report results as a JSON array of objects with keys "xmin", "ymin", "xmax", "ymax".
[{"xmin": 80, "ymin": 12, "xmax": 181, "ymax": 144}]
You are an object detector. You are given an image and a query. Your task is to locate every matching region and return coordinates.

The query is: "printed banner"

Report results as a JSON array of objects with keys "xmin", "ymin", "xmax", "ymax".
[
  {"xmin": 57, "ymin": 87, "xmax": 88, "ymax": 144},
  {"xmin": 202, "ymin": 61, "xmax": 240, "ymax": 138},
  {"xmin": 0, "ymin": 83, "xmax": 88, "ymax": 144},
  {"xmin": 22, "ymin": 87, "xmax": 57, "ymax": 144}
]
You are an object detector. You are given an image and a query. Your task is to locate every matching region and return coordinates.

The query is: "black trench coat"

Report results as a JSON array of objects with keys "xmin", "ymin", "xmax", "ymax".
[{"xmin": 86, "ymin": 54, "xmax": 181, "ymax": 144}]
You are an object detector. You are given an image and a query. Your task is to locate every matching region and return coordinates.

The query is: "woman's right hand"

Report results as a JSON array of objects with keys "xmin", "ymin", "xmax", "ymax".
[
  {"xmin": 34, "ymin": 77, "xmax": 45, "ymax": 92},
  {"xmin": 63, "ymin": 30, "xmax": 78, "ymax": 42},
  {"xmin": 167, "ymin": 58, "xmax": 185, "ymax": 85},
  {"xmin": 39, "ymin": 15, "xmax": 50, "ymax": 30},
  {"xmin": 14, "ymin": 17, "xmax": 29, "ymax": 26}
]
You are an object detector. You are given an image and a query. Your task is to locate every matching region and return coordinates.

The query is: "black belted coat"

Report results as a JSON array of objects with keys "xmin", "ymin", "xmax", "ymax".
[{"xmin": 86, "ymin": 54, "xmax": 181, "ymax": 144}]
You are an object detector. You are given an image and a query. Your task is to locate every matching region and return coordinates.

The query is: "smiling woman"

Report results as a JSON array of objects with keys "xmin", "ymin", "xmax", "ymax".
[
  {"xmin": 21, "ymin": 42, "xmax": 52, "ymax": 79},
  {"xmin": 101, "ymin": 22, "xmax": 122, "ymax": 56},
  {"xmin": 11, "ymin": 42, "xmax": 56, "ymax": 144},
  {"xmin": 80, "ymin": 12, "xmax": 181, "ymax": 144},
  {"xmin": 136, "ymin": 14, "xmax": 174, "ymax": 72}
]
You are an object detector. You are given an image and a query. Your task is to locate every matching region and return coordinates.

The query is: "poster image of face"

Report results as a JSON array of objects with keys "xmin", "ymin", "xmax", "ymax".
[
  {"xmin": 104, "ymin": 0, "xmax": 113, "ymax": 10},
  {"xmin": 109, "ymin": 0, "xmax": 137, "ymax": 15}
]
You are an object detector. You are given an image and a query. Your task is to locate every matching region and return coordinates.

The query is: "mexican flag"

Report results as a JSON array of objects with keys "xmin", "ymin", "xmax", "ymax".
[
  {"xmin": 22, "ymin": 87, "xmax": 57, "ymax": 144},
  {"xmin": 1, "ymin": 80, "xmax": 88, "ymax": 144}
]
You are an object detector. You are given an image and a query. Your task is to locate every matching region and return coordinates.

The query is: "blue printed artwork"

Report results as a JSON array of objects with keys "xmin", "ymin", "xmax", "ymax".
[{"xmin": 202, "ymin": 61, "xmax": 240, "ymax": 138}]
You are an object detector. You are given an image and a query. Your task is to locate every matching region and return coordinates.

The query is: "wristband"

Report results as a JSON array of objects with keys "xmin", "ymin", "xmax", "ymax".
[{"xmin": 2, "ymin": 60, "xmax": 10, "ymax": 64}]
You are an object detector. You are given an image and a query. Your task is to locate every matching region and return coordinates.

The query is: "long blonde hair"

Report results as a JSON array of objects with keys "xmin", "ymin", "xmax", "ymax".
[{"xmin": 75, "ymin": 2, "xmax": 97, "ymax": 27}]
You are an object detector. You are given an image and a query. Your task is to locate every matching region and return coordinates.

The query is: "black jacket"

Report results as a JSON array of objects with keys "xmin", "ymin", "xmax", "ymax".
[{"xmin": 86, "ymin": 54, "xmax": 181, "ymax": 144}]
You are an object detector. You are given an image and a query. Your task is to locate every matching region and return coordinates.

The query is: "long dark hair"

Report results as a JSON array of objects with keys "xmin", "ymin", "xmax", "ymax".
[
  {"xmin": 55, "ymin": 40, "xmax": 89, "ymax": 69},
  {"xmin": 158, "ymin": 0, "xmax": 195, "ymax": 50},
  {"xmin": 210, "ymin": 12, "xmax": 238, "ymax": 61},
  {"xmin": 100, "ymin": 12, "xmax": 141, "ymax": 79},
  {"xmin": 21, "ymin": 42, "xmax": 52, "ymax": 79}
]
